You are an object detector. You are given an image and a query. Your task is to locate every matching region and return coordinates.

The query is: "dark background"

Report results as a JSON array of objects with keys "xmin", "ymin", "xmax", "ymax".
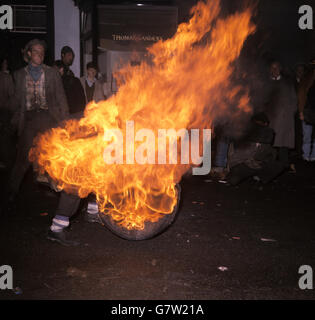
[{"xmin": 1, "ymin": 0, "xmax": 314, "ymax": 73}]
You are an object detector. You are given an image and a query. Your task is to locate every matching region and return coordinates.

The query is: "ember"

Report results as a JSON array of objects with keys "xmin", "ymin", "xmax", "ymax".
[{"xmin": 29, "ymin": 0, "xmax": 255, "ymax": 231}]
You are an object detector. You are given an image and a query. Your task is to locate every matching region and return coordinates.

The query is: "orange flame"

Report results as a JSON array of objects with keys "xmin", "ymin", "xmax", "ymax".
[{"xmin": 29, "ymin": 0, "xmax": 255, "ymax": 230}]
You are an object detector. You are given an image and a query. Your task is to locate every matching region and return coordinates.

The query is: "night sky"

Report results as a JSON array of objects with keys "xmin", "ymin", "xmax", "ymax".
[
  {"xmin": 175, "ymin": 0, "xmax": 315, "ymax": 67},
  {"xmin": 251, "ymin": 0, "xmax": 314, "ymax": 66}
]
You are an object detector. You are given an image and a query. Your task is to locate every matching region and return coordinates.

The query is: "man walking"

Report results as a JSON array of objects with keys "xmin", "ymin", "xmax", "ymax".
[{"xmin": 8, "ymin": 39, "xmax": 69, "ymax": 201}]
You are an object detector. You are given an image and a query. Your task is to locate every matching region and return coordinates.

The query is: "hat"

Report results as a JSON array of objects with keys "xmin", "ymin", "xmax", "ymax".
[{"xmin": 61, "ymin": 46, "xmax": 74, "ymax": 57}]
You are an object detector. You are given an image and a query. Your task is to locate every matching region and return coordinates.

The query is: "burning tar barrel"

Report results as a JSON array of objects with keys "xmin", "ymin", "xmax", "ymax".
[{"xmin": 97, "ymin": 184, "xmax": 181, "ymax": 240}]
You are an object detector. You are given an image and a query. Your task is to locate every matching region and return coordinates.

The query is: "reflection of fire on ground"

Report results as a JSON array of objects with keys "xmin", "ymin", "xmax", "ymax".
[{"xmin": 29, "ymin": 0, "xmax": 255, "ymax": 231}]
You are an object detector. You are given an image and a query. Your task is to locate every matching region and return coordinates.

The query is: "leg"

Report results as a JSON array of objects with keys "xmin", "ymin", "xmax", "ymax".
[
  {"xmin": 226, "ymin": 163, "xmax": 256, "ymax": 186},
  {"xmin": 51, "ymin": 191, "xmax": 81, "ymax": 231},
  {"xmin": 257, "ymin": 161, "xmax": 285, "ymax": 184},
  {"xmin": 9, "ymin": 124, "xmax": 36, "ymax": 195},
  {"xmin": 85, "ymin": 194, "xmax": 103, "ymax": 224},
  {"xmin": 302, "ymin": 121, "xmax": 312, "ymax": 160},
  {"xmin": 310, "ymin": 125, "xmax": 315, "ymax": 160},
  {"xmin": 47, "ymin": 191, "xmax": 81, "ymax": 246},
  {"xmin": 214, "ymin": 137, "xmax": 230, "ymax": 168},
  {"xmin": 212, "ymin": 137, "xmax": 230, "ymax": 180},
  {"xmin": 294, "ymin": 112, "xmax": 303, "ymax": 160},
  {"xmin": 10, "ymin": 112, "xmax": 57, "ymax": 196},
  {"xmin": 54, "ymin": 191, "xmax": 81, "ymax": 220},
  {"xmin": 278, "ymin": 147, "xmax": 289, "ymax": 168}
]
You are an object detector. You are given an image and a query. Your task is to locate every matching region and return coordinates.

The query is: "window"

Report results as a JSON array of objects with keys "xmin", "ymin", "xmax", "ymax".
[{"xmin": 10, "ymin": 5, "xmax": 47, "ymax": 34}]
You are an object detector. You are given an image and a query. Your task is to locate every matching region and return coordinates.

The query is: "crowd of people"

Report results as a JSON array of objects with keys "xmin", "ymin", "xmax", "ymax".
[
  {"xmin": 0, "ymin": 39, "xmax": 110, "ymax": 173},
  {"xmin": 211, "ymin": 58, "xmax": 315, "ymax": 185},
  {"xmin": 0, "ymin": 38, "xmax": 315, "ymax": 246}
]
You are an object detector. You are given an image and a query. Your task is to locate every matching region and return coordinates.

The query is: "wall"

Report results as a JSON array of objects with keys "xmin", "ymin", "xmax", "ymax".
[{"xmin": 54, "ymin": 0, "xmax": 80, "ymax": 76}]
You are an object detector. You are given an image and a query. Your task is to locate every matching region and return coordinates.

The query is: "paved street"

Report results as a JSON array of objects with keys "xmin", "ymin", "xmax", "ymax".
[{"xmin": 1, "ymin": 160, "xmax": 315, "ymax": 300}]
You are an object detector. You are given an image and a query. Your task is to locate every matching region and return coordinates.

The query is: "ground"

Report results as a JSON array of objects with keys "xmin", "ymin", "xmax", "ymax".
[{"xmin": 1, "ymin": 160, "xmax": 315, "ymax": 300}]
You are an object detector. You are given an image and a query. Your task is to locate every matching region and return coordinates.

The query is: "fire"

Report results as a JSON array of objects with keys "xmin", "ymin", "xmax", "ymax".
[{"xmin": 29, "ymin": 0, "xmax": 255, "ymax": 230}]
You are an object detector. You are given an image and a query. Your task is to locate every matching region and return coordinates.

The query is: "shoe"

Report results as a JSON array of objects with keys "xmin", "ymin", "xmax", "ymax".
[
  {"xmin": 302, "ymin": 156, "xmax": 310, "ymax": 161},
  {"xmin": 210, "ymin": 167, "xmax": 228, "ymax": 180},
  {"xmin": 84, "ymin": 213, "xmax": 103, "ymax": 225},
  {"xmin": 46, "ymin": 229, "xmax": 80, "ymax": 246},
  {"xmin": 289, "ymin": 163, "xmax": 296, "ymax": 173}
]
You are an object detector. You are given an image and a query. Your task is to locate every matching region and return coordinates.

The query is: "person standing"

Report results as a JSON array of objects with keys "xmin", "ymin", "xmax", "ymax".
[
  {"xmin": 8, "ymin": 39, "xmax": 69, "ymax": 201},
  {"xmin": 265, "ymin": 61, "xmax": 297, "ymax": 168},
  {"xmin": 60, "ymin": 47, "xmax": 86, "ymax": 114},
  {"xmin": 298, "ymin": 58, "xmax": 315, "ymax": 161},
  {"xmin": 61, "ymin": 46, "xmax": 75, "ymax": 78},
  {"xmin": 54, "ymin": 59, "xmax": 86, "ymax": 115},
  {"xmin": 80, "ymin": 62, "xmax": 106, "ymax": 104}
]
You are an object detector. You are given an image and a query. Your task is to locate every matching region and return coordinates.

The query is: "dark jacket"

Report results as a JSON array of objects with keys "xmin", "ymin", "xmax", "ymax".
[
  {"xmin": 264, "ymin": 76, "xmax": 297, "ymax": 148},
  {"xmin": 62, "ymin": 74, "xmax": 86, "ymax": 114},
  {"xmin": 12, "ymin": 64, "xmax": 69, "ymax": 135},
  {"xmin": 0, "ymin": 71, "xmax": 14, "ymax": 112}
]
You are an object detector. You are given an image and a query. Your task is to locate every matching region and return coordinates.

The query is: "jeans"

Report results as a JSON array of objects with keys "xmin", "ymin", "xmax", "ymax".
[
  {"xmin": 302, "ymin": 121, "xmax": 315, "ymax": 160},
  {"xmin": 214, "ymin": 138, "xmax": 230, "ymax": 168}
]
